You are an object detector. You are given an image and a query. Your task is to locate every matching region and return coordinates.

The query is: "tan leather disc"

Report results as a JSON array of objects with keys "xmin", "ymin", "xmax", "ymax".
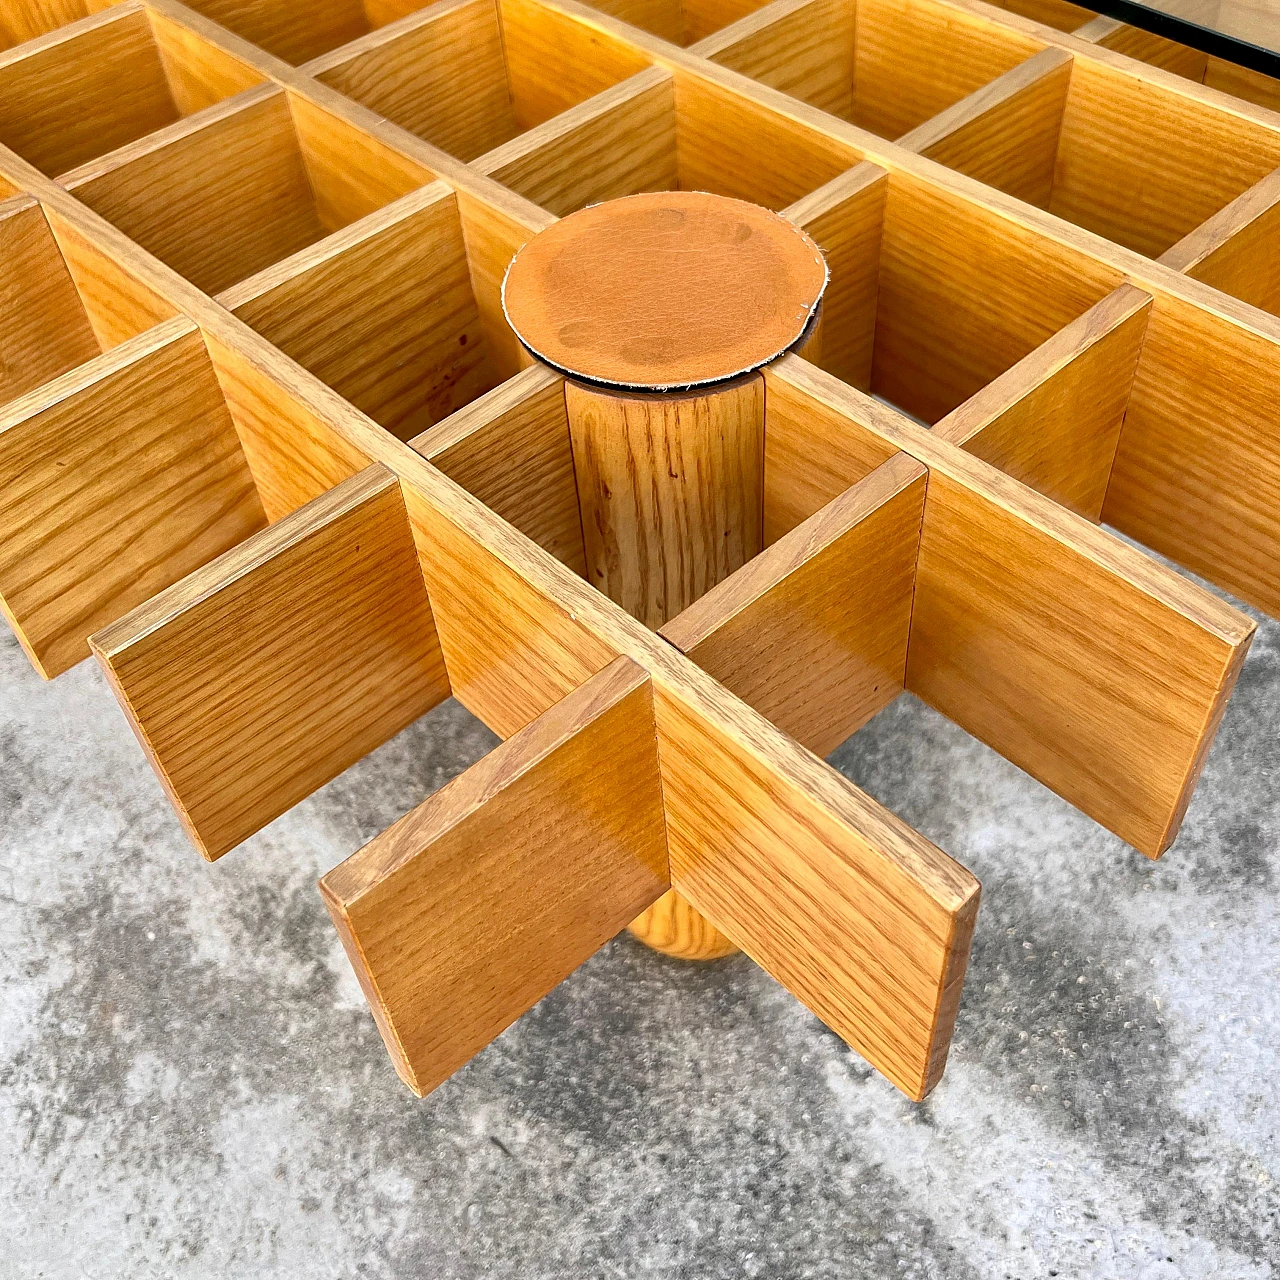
[{"xmin": 501, "ymin": 191, "xmax": 828, "ymax": 392}]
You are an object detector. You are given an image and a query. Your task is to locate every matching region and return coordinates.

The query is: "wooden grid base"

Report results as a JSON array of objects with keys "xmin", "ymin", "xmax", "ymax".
[{"xmin": 0, "ymin": 0, "xmax": 1277, "ymax": 1103}]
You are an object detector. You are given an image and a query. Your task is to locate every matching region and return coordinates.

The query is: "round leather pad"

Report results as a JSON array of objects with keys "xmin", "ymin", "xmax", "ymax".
[{"xmin": 501, "ymin": 191, "xmax": 828, "ymax": 392}]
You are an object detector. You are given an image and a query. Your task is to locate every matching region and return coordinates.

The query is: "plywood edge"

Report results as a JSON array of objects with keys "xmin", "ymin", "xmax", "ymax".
[
  {"xmin": 90, "ymin": 462, "xmax": 395, "ymax": 656},
  {"xmin": 933, "ymin": 281, "xmax": 1153, "ymax": 447},
  {"xmin": 1158, "ymin": 165, "xmax": 1280, "ymax": 274},
  {"xmin": 895, "ymin": 45, "xmax": 1072, "ymax": 153},
  {"xmin": 660, "ymin": 451, "xmax": 925, "ymax": 651}
]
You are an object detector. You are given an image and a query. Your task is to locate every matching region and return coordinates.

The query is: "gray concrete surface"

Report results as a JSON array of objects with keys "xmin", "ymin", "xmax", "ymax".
[{"xmin": 2, "ymin": 569, "xmax": 1277, "ymax": 1278}]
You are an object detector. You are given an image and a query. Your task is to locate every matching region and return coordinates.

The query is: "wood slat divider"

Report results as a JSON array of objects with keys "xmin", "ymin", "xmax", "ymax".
[
  {"xmin": 411, "ymin": 363, "xmax": 587, "ymax": 574},
  {"xmin": 661, "ymin": 452, "xmax": 926, "ymax": 756},
  {"xmin": 933, "ymin": 281, "xmax": 1152, "ymax": 519},
  {"xmin": 896, "ymin": 46, "xmax": 1073, "ymax": 207},
  {"xmin": 302, "ymin": 0, "xmax": 521, "ymax": 162},
  {"xmin": 782, "ymin": 160, "xmax": 887, "ymax": 389},
  {"xmin": 394, "ymin": 443, "xmax": 980, "ymax": 1100},
  {"xmin": 217, "ymin": 181, "xmax": 499, "ymax": 442},
  {"xmin": 1158, "ymin": 165, "xmax": 1280, "ymax": 316},
  {"xmin": 1071, "ymin": 14, "xmax": 1208, "ymax": 81},
  {"xmin": 91, "ymin": 463, "xmax": 451, "ymax": 860},
  {"xmin": 767, "ymin": 354, "xmax": 1254, "ymax": 856},
  {"xmin": 472, "ymin": 65, "xmax": 677, "ymax": 216},
  {"xmin": 320, "ymin": 654, "xmax": 670, "ymax": 1096},
  {"xmin": 0, "ymin": 317, "xmax": 265, "ymax": 677},
  {"xmin": 690, "ymin": 0, "xmax": 855, "ymax": 118}
]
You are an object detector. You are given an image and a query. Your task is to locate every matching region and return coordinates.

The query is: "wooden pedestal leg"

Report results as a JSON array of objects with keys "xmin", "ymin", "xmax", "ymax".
[{"xmin": 564, "ymin": 375, "xmax": 765, "ymax": 960}]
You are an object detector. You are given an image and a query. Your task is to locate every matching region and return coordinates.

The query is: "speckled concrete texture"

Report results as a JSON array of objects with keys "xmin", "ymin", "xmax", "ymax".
[{"xmin": 2, "ymin": 571, "xmax": 1277, "ymax": 1278}]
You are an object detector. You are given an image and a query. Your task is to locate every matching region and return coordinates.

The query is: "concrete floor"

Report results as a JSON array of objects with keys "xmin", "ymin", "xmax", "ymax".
[{"xmin": 2, "ymin": 567, "xmax": 1278, "ymax": 1278}]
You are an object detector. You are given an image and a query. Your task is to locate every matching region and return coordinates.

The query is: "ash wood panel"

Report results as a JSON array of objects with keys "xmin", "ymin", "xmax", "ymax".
[
  {"xmin": 575, "ymin": 0, "xmax": 683, "ymax": 42},
  {"xmin": 782, "ymin": 161, "xmax": 886, "ymax": 389},
  {"xmin": 412, "ymin": 364, "xmax": 587, "ymax": 573},
  {"xmin": 763, "ymin": 355, "xmax": 898, "ymax": 543},
  {"xmin": 0, "ymin": 319, "xmax": 265, "ymax": 678},
  {"xmin": 873, "ymin": 173, "xmax": 1122, "ymax": 423},
  {"xmin": 566, "ymin": 377, "xmax": 764, "ymax": 630},
  {"xmin": 0, "ymin": 6, "xmax": 181, "ymax": 178},
  {"xmin": 897, "ymin": 47, "xmax": 1072, "ymax": 207},
  {"xmin": 62, "ymin": 87, "xmax": 329, "ymax": 296},
  {"xmin": 392, "ymin": 447, "xmax": 979, "ymax": 1099},
  {"xmin": 990, "ymin": 0, "xmax": 1093, "ymax": 29},
  {"xmin": 770, "ymin": 356, "xmax": 1256, "ymax": 856},
  {"xmin": 1073, "ymin": 14, "xmax": 1207, "ymax": 79},
  {"xmin": 693, "ymin": 0, "xmax": 856, "ymax": 118},
  {"xmin": 176, "ymin": 0, "xmax": 371, "ymax": 64},
  {"xmin": 661, "ymin": 453, "xmax": 925, "ymax": 756},
  {"xmin": 1104, "ymin": 290, "xmax": 1280, "ymax": 620},
  {"xmin": 147, "ymin": 6, "xmax": 266, "ymax": 115},
  {"xmin": 0, "ymin": 0, "xmax": 94, "ymax": 49},
  {"xmin": 1050, "ymin": 56, "xmax": 1280, "ymax": 258},
  {"xmin": 1204, "ymin": 55, "xmax": 1280, "ymax": 112},
  {"xmin": 852, "ymin": 0, "xmax": 1045, "ymax": 139},
  {"xmin": 1159, "ymin": 166, "xmax": 1280, "ymax": 316},
  {"xmin": 204, "ymin": 328, "xmax": 372, "ymax": 522},
  {"xmin": 92, "ymin": 464, "xmax": 450, "ymax": 860},
  {"xmin": 43, "ymin": 203, "xmax": 179, "ymax": 349},
  {"xmin": 934, "ymin": 282, "xmax": 1152, "ymax": 519},
  {"xmin": 403, "ymin": 473, "xmax": 618, "ymax": 738},
  {"xmin": 498, "ymin": 0, "xmax": 653, "ymax": 130},
  {"xmin": 473, "ymin": 66, "xmax": 677, "ymax": 215},
  {"xmin": 306, "ymin": 0, "xmax": 520, "ymax": 162},
  {"xmin": 652, "ymin": 675, "xmax": 979, "ymax": 1099},
  {"xmin": 673, "ymin": 67, "xmax": 859, "ymax": 207},
  {"xmin": 320, "ymin": 655, "xmax": 669, "ymax": 1095},
  {"xmin": 285, "ymin": 91, "xmax": 433, "ymax": 231},
  {"xmin": 219, "ymin": 184, "xmax": 497, "ymax": 442},
  {"xmin": 682, "ymin": 0, "xmax": 775, "ymax": 43},
  {"xmin": 0, "ymin": 195, "xmax": 101, "ymax": 403}
]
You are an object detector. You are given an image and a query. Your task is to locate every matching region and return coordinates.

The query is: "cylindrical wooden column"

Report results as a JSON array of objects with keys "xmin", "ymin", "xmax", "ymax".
[{"xmin": 502, "ymin": 191, "xmax": 828, "ymax": 961}]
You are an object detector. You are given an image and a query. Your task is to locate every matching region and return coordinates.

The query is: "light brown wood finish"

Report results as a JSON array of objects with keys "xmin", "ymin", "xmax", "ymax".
[
  {"xmin": 1158, "ymin": 166, "xmax": 1280, "ymax": 316},
  {"xmin": 565, "ymin": 377, "xmax": 765, "ymax": 630},
  {"xmin": 852, "ymin": 0, "xmax": 1047, "ymax": 138},
  {"xmin": 662, "ymin": 452, "xmax": 926, "ymax": 755},
  {"xmin": 0, "ymin": 319, "xmax": 265, "ymax": 677},
  {"xmin": 769, "ymin": 356, "xmax": 1255, "ymax": 856},
  {"xmin": 692, "ymin": 0, "xmax": 856, "ymax": 118},
  {"xmin": 782, "ymin": 161, "xmax": 887, "ymax": 389},
  {"xmin": 473, "ymin": 66, "xmax": 677, "ymax": 215},
  {"xmin": 173, "ymin": 0, "xmax": 376, "ymax": 64},
  {"xmin": 62, "ymin": 87, "xmax": 330, "ymax": 295},
  {"xmin": 411, "ymin": 364, "xmax": 587, "ymax": 574},
  {"xmin": 219, "ymin": 183, "xmax": 498, "ymax": 442},
  {"xmin": 320, "ymin": 655, "xmax": 670, "ymax": 1095},
  {"xmin": 934, "ymin": 282, "xmax": 1152, "ymax": 519},
  {"xmin": 91, "ymin": 464, "xmax": 450, "ymax": 860},
  {"xmin": 897, "ymin": 47, "xmax": 1073, "ymax": 207},
  {"xmin": 0, "ymin": 0, "xmax": 95, "ymax": 50},
  {"xmin": 0, "ymin": 5, "xmax": 182, "ymax": 177},
  {"xmin": 147, "ymin": 5, "xmax": 266, "ymax": 114},
  {"xmin": 0, "ymin": 194, "xmax": 101, "ymax": 403},
  {"xmin": 305, "ymin": 0, "xmax": 520, "ymax": 161},
  {"xmin": 1073, "ymin": 14, "xmax": 1208, "ymax": 80},
  {"xmin": 873, "ymin": 173, "xmax": 1122, "ymax": 423},
  {"xmin": 1050, "ymin": 56, "xmax": 1280, "ymax": 257},
  {"xmin": 395, "ymin": 446, "xmax": 980, "ymax": 1098}
]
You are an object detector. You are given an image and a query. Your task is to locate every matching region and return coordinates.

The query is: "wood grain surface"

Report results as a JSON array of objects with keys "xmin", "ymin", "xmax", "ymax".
[{"xmin": 321, "ymin": 655, "xmax": 669, "ymax": 1095}]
